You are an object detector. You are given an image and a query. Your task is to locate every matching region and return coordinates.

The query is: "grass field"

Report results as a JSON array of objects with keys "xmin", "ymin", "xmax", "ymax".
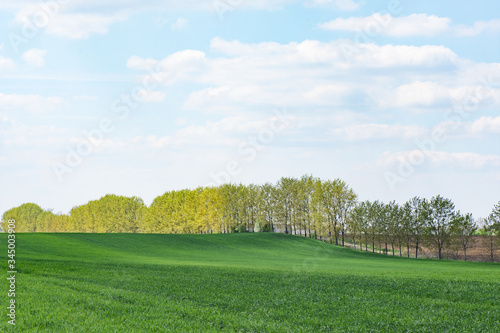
[{"xmin": 1, "ymin": 233, "xmax": 499, "ymax": 332}]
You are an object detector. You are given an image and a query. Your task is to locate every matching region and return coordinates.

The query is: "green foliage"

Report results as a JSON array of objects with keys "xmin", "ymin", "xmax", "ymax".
[
  {"xmin": 2, "ymin": 203, "xmax": 43, "ymax": 232},
  {"xmin": 259, "ymin": 221, "xmax": 272, "ymax": 232},
  {"xmin": 1, "ymin": 233, "xmax": 499, "ymax": 332},
  {"xmin": 482, "ymin": 213, "xmax": 500, "ymax": 262},
  {"xmin": 426, "ymin": 195, "xmax": 455, "ymax": 259},
  {"xmin": 2, "ymin": 176, "xmax": 499, "ymax": 261},
  {"xmin": 489, "ymin": 201, "xmax": 500, "ymax": 231},
  {"xmin": 231, "ymin": 224, "xmax": 247, "ymax": 233},
  {"xmin": 70, "ymin": 194, "xmax": 145, "ymax": 233},
  {"xmin": 451, "ymin": 213, "xmax": 477, "ymax": 261}
]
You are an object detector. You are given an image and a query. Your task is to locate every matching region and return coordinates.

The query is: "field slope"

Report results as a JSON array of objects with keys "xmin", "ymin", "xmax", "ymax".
[{"xmin": 1, "ymin": 233, "xmax": 499, "ymax": 332}]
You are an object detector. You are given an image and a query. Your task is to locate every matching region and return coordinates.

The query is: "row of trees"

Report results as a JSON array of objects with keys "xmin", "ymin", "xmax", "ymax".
[
  {"xmin": 350, "ymin": 196, "xmax": 500, "ymax": 261},
  {"xmin": 2, "ymin": 176, "xmax": 500, "ymax": 261},
  {"xmin": 0, "ymin": 176, "xmax": 356, "ymax": 240}
]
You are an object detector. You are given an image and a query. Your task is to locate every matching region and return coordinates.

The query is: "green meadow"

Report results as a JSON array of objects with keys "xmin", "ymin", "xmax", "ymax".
[{"xmin": 1, "ymin": 233, "xmax": 499, "ymax": 332}]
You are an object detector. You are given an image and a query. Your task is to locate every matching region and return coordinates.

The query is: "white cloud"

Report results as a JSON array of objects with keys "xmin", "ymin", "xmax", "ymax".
[
  {"xmin": 46, "ymin": 13, "xmax": 128, "ymax": 39},
  {"xmin": 74, "ymin": 95, "xmax": 99, "ymax": 101},
  {"xmin": 346, "ymin": 43, "xmax": 458, "ymax": 68},
  {"xmin": 129, "ymin": 50, "xmax": 207, "ymax": 85},
  {"xmin": 13, "ymin": 4, "xmax": 128, "ymax": 39},
  {"xmin": 1, "ymin": 0, "xmax": 285, "ymax": 14},
  {"xmin": 333, "ymin": 0, "xmax": 359, "ymax": 11},
  {"xmin": 127, "ymin": 55, "xmax": 158, "ymax": 70},
  {"xmin": 128, "ymin": 38, "xmax": 463, "ymax": 114},
  {"xmin": 5, "ymin": 0, "xmax": 361, "ymax": 41},
  {"xmin": 171, "ymin": 17, "xmax": 188, "ymax": 30},
  {"xmin": 306, "ymin": 0, "xmax": 360, "ymax": 10},
  {"xmin": 378, "ymin": 150, "xmax": 500, "ymax": 170},
  {"xmin": 391, "ymin": 81, "xmax": 452, "ymax": 108},
  {"xmin": 175, "ymin": 118, "xmax": 189, "ymax": 126},
  {"xmin": 129, "ymin": 113, "xmax": 293, "ymax": 150},
  {"xmin": 67, "ymin": 137, "xmax": 126, "ymax": 154},
  {"xmin": 1, "ymin": 124, "xmax": 69, "ymax": 148},
  {"xmin": 335, "ymin": 123, "xmax": 426, "ymax": 141},
  {"xmin": 0, "ymin": 55, "xmax": 16, "ymax": 71},
  {"xmin": 22, "ymin": 49, "xmax": 47, "ymax": 67},
  {"xmin": 469, "ymin": 116, "xmax": 500, "ymax": 135},
  {"xmin": 384, "ymin": 81, "xmax": 500, "ymax": 110},
  {"xmin": 0, "ymin": 93, "xmax": 65, "ymax": 113},
  {"xmin": 137, "ymin": 90, "xmax": 165, "ymax": 103},
  {"xmin": 319, "ymin": 13, "xmax": 500, "ymax": 37},
  {"xmin": 210, "ymin": 38, "xmax": 459, "ymax": 68},
  {"xmin": 319, "ymin": 13, "xmax": 451, "ymax": 36},
  {"xmin": 120, "ymin": 37, "xmax": 499, "ymax": 132},
  {"xmin": 455, "ymin": 19, "xmax": 500, "ymax": 36}
]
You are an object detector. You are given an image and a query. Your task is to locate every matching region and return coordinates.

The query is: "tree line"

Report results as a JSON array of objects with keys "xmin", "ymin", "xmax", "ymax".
[{"xmin": 2, "ymin": 175, "xmax": 499, "ymax": 261}]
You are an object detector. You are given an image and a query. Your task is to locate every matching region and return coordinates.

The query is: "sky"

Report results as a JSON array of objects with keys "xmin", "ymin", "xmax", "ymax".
[{"xmin": 0, "ymin": 0, "xmax": 499, "ymax": 219}]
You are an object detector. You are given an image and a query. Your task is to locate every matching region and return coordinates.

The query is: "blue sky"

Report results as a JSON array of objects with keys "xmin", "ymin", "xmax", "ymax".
[{"xmin": 1, "ymin": 0, "xmax": 499, "ymax": 219}]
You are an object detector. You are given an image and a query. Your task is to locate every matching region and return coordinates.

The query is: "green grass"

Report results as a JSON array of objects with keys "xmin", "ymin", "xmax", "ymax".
[{"xmin": 1, "ymin": 233, "xmax": 499, "ymax": 332}]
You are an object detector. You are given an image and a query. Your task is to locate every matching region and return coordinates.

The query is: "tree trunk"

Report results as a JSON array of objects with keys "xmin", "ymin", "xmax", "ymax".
[
  {"xmin": 438, "ymin": 246, "xmax": 442, "ymax": 260},
  {"xmin": 491, "ymin": 237, "xmax": 495, "ymax": 262},
  {"xmin": 463, "ymin": 246, "xmax": 467, "ymax": 262},
  {"xmin": 415, "ymin": 239, "xmax": 419, "ymax": 259}
]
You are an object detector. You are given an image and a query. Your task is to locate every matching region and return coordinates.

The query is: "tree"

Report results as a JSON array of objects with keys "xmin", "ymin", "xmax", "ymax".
[
  {"xmin": 482, "ymin": 217, "xmax": 499, "ymax": 262},
  {"xmin": 36, "ymin": 210, "xmax": 55, "ymax": 232},
  {"xmin": 243, "ymin": 184, "xmax": 259, "ymax": 232},
  {"xmin": 336, "ymin": 182, "xmax": 357, "ymax": 247},
  {"xmin": 372, "ymin": 201, "xmax": 387, "ymax": 253},
  {"xmin": 316, "ymin": 179, "xmax": 355, "ymax": 245},
  {"xmin": 490, "ymin": 201, "xmax": 500, "ymax": 229},
  {"xmin": 386, "ymin": 201, "xmax": 403, "ymax": 256},
  {"xmin": 348, "ymin": 203, "xmax": 366, "ymax": 250},
  {"xmin": 2, "ymin": 203, "xmax": 44, "ymax": 232},
  {"xmin": 296, "ymin": 175, "xmax": 315, "ymax": 237},
  {"xmin": 311, "ymin": 180, "xmax": 327, "ymax": 240},
  {"xmin": 408, "ymin": 197, "xmax": 430, "ymax": 258},
  {"xmin": 426, "ymin": 195, "xmax": 455, "ymax": 260},
  {"xmin": 451, "ymin": 212, "xmax": 477, "ymax": 261},
  {"xmin": 275, "ymin": 177, "xmax": 296, "ymax": 234},
  {"xmin": 69, "ymin": 195, "xmax": 145, "ymax": 233},
  {"xmin": 362, "ymin": 200, "xmax": 379, "ymax": 253},
  {"xmin": 401, "ymin": 202, "xmax": 414, "ymax": 257},
  {"xmin": 257, "ymin": 183, "xmax": 277, "ymax": 232},
  {"xmin": 482, "ymin": 202, "xmax": 500, "ymax": 262},
  {"xmin": 195, "ymin": 187, "xmax": 224, "ymax": 234}
]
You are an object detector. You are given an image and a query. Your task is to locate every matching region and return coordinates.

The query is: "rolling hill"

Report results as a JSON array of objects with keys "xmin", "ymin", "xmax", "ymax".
[{"xmin": 1, "ymin": 233, "xmax": 499, "ymax": 332}]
